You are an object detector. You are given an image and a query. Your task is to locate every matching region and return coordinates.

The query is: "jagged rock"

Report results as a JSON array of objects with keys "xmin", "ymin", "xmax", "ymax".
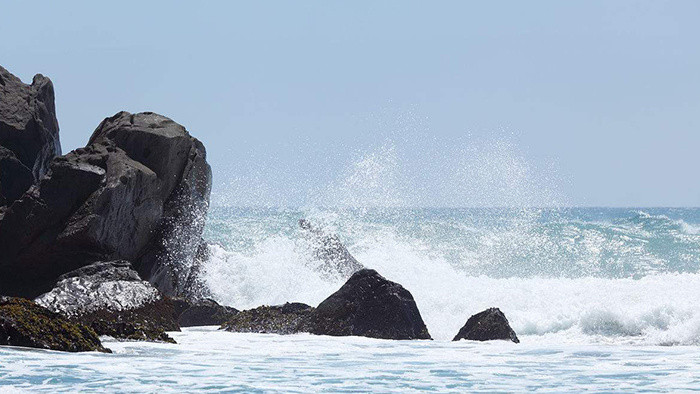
[
  {"xmin": 452, "ymin": 308, "xmax": 519, "ymax": 343},
  {"xmin": 306, "ymin": 269, "xmax": 431, "ymax": 340},
  {"xmin": 0, "ymin": 146, "xmax": 33, "ymax": 204},
  {"xmin": 0, "ymin": 111, "xmax": 211, "ymax": 298},
  {"xmin": 299, "ymin": 219, "xmax": 363, "ymax": 278},
  {"xmin": 0, "ymin": 65, "xmax": 61, "ymax": 181},
  {"xmin": 222, "ymin": 303, "xmax": 314, "ymax": 335},
  {"xmin": 178, "ymin": 298, "xmax": 239, "ymax": 327},
  {"xmin": 0, "ymin": 296, "xmax": 108, "ymax": 352},
  {"xmin": 35, "ymin": 261, "xmax": 178, "ymax": 343}
]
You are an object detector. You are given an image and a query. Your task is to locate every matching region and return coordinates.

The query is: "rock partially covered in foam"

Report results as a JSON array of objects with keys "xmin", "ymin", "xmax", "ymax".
[
  {"xmin": 0, "ymin": 296, "xmax": 108, "ymax": 352},
  {"xmin": 452, "ymin": 308, "xmax": 519, "ymax": 343},
  {"xmin": 35, "ymin": 261, "xmax": 178, "ymax": 343},
  {"xmin": 306, "ymin": 269, "xmax": 431, "ymax": 340},
  {"xmin": 222, "ymin": 303, "xmax": 314, "ymax": 335},
  {"xmin": 299, "ymin": 219, "xmax": 364, "ymax": 279}
]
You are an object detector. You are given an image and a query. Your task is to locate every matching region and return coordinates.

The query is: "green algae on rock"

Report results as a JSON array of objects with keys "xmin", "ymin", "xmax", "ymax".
[{"xmin": 0, "ymin": 296, "xmax": 109, "ymax": 352}]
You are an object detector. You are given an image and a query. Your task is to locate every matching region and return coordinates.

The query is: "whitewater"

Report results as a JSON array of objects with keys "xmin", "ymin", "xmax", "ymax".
[{"xmin": 2, "ymin": 207, "xmax": 700, "ymax": 392}]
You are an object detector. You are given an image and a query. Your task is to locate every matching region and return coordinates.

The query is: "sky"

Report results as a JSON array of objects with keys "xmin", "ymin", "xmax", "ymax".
[{"xmin": 1, "ymin": 1, "xmax": 699, "ymax": 207}]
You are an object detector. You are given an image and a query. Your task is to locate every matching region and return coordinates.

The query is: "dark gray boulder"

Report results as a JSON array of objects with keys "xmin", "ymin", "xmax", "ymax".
[
  {"xmin": 299, "ymin": 219, "xmax": 363, "ymax": 279},
  {"xmin": 452, "ymin": 308, "xmax": 519, "ymax": 343},
  {"xmin": 222, "ymin": 303, "xmax": 314, "ymax": 335},
  {"xmin": 35, "ymin": 260, "xmax": 179, "ymax": 343},
  {"xmin": 306, "ymin": 269, "xmax": 431, "ymax": 340},
  {"xmin": 178, "ymin": 298, "xmax": 238, "ymax": 327},
  {"xmin": 0, "ymin": 111, "xmax": 211, "ymax": 298},
  {"xmin": 0, "ymin": 65, "xmax": 61, "ymax": 182},
  {"xmin": 0, "ymin": 296, "xmax": 108, "ymax": 352}
]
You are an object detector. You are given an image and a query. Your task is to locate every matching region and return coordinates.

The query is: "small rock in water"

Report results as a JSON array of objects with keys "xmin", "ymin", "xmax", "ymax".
[
  {"xmin": 0, "ymin": 296, "xmax": 109, "ymax": 352},
  {"xmin": 222, "ymin": 303, "xmax": 314, "ymax": 335},
  {"xmin": 178, "ymin": 298, "xmax": 239, "ymax": 327},
  {"xmin": 35, "ymin": 261, "xmax": 179, "ymax": 343},
  {"xmin": 452, "ymin": 307, "xmax": 519, "ymax": 343},
  {"xmin": 306, "ymin": 268, "xmax": 432, "ymax": 340}
]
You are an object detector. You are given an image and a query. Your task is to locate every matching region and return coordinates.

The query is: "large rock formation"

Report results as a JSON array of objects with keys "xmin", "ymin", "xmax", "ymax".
[
  {"xmin": 222, "ymin": 303, "xmax": 313, "ymax": 334},
  {"xmin": 299, "ymin": 219, "xmax": 363, "ymax": 279},
  {"xmin": 35, "ymin": 260, "xmax": 179, "ymax": 343},
  {"xmin": 452, "ymin": 308, "xmax": 519, "ymax": 343},
  {"xmin": 0, "ymin": 146, "xmax": 33, "ymax": 205},
  {"xmin": 0, "ymin": 296, "xmax": 108, "ymax": 352},
  {"xmin": 0, "ymin": 111, "xmax": 211, "ymax": 298},
  {"xmin": 306, "ymin": 269, "xmax": 431, "ymax": 340},
  {"xmin": 0, "ymin": 65, "xmax": 61, "ymax": 183}
]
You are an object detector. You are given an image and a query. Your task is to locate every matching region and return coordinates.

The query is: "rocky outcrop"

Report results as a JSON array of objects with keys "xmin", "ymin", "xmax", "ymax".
[
  {"xmin": 178, "ymin": 298, "xmax": 238, "ymax": 327},
  {"xmin": 222, "ymin": 303, "xmax": 314, "ymax": 335},
  {"xmin": 0, "ymin": 296, "xmax": 108, "ymax": 352},
  {"xmin": 0, "ymin": 111, "xmax": 211, "ymax": 298},
  {"xmin": 299, "ymin": 219, "xmax": 363, "ymax": 279},
  {"xmin": 306, "ymin": 269, "xmax": 431, "ymax": 340},
  {"xmin": 0, "ymin": 65, "xmax": 61, "ymax": 183},
  {"xmin": 452, "ymin": 308, "xmax": 519, "ymax": 343},
  {"xmin": 35, "ymin": 261, "xmax": 178, "ymax": 343}
]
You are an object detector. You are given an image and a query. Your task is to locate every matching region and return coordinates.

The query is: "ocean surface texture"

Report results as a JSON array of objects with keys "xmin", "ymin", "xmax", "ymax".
[{"xmin": 2, "ymin": 207, "xmax": 700, "ymax": 392}]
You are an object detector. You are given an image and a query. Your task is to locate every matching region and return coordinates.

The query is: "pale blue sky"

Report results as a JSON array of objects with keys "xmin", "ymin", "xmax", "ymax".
[{"xmin": 2, "ymin": 1, "xmax": 699, "ymax": 207}]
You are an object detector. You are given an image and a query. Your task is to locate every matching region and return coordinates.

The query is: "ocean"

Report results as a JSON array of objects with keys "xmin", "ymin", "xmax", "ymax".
[{"xmin": 2, "ymin": 207, "xmax": 700, "ymax": 392}]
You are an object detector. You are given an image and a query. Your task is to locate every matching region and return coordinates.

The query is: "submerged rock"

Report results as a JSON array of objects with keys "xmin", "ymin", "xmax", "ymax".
[
  {"xmin": 178, "ymin": 298, "xmax": 239, "ymax": 327},
  {"xmin": 0, "ymin": 65, "xmax": 61, "ymax": 182},
  {"xmin": 306, "ymin": 269, "xmax": 431, "ymax": 340},
  {"xmin": 35, "ymin": 261, "xmax": 178, "ymax": 343},
  {"xmin": 0, "ymin": 111, "xmax": 211, "ymax": 298},
  {"xmin": 0, "ymin": 296, "xmax": 108, "ymax": 352},
  {"xmin": 452, "ymin": 308, "xmax": 519, "ymax": 343},
  {"xmin": 222, "ymin": 303, "xmax": 314, "ymax": 335},
  {"xmin": 299, "ymin": 219, "xmax": 363, "ymax": 279}
]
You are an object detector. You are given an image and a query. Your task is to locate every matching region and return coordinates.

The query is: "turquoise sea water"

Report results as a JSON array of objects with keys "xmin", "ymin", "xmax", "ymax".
[{"xmin": 2, "ymin": 207, "xmax": 700, "ymax": 392}]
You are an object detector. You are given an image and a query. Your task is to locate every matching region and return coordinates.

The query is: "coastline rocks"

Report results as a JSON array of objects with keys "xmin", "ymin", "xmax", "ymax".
[
  {"xmin": 178, "ymin": 298, "xmax": 239, "ymax": 327},
  {"xmin": 222, "ymin": 303, "xmax": 313, "ymax": 334},
  {"xmin": 0, "ymin": 296, "xmax": 108, "ymax": 352},
  {"xmin": 306, "ymin": 269, "xmax": 431, "ymax": 340},
  {"xmin": 0, "ymin": 65, "xmax": 61, "ymax": 182},
  {"xmin": 0, "ymin": 111, "xmax": 211, "ymax": 299},
  {"xmin": 452, "ymin": 308, "xmax": 519, "ymax": 343},
  {"xmin": 299, "ymin": 219, "xmax": 363, "ymax": 279},
  {"xmin": 35, "ymin": 261, "xmax": 178, "ymax": 343}
]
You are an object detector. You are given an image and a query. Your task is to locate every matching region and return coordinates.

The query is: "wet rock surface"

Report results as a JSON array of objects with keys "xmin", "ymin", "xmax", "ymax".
[
  {"xmin": 0, "ymin": 296, "xmax": 108, "ymax": 352},
  {"xmin": 453, "ymin": 308, "xmax": 519, "ymax": 343},
  {"xmin": 222, "ymin": 303, "xmax": 314, "ymax": 335},
  {"xmin": 35, "ymin": 261, "xmax": 178, "ymax": 343},
  {"xmin": 306, "ymin": 269, "xmax": 431, "ymax": 340}
]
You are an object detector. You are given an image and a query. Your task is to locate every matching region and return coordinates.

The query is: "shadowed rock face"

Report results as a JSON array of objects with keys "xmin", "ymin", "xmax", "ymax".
[
  {"xmin": 0, "ymin": 146, "xmax": 33, "ymax": 204},
  {"xmin": 0, "ymin": 111, "xmax": 211, "ymax": 298},
  {"xmin": 452, "ymin": 308, "xmax": 519, "ymax": 343},
  {"xmin": 0, "ymin": 296, "xmax": 108, "ymax": 352},
  {"xmin": 0, "ymin": 65, "xmax": 61, "ymax": 182},
  {"xmin": 298, "ymin": 219, "xmax": 364, "ymax": 279},
  {"xmin": 222, "ymin": 303, "xmax": 313, "ymax": 335},
  {"xmin": 35, "ymin": 260, "xmax": 178, "ymax": 343},
  {"xmin": 306, "ymin": 269, "xmax": 431, "ymax": 340}
]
